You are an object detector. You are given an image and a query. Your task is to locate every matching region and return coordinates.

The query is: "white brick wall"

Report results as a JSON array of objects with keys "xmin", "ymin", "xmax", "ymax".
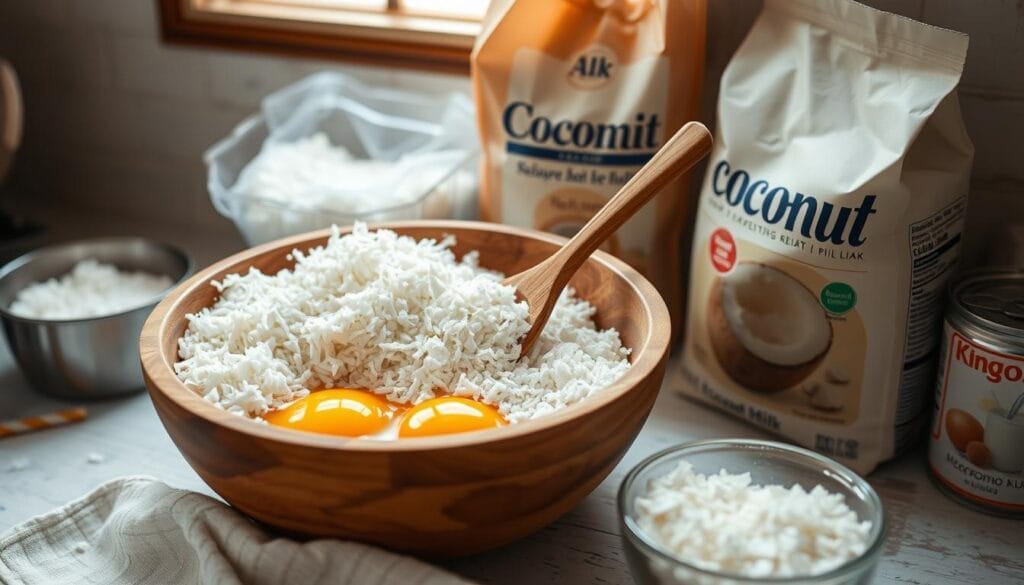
[{"xmin": 0, "ymin": 0, "xmax": 1020, "ymax": 261}]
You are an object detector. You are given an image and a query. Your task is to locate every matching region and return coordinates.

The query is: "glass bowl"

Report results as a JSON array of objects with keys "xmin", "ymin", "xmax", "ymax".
[{"xmin": 618, "ymin": 439, "xmax": 886, "ymax": 585}]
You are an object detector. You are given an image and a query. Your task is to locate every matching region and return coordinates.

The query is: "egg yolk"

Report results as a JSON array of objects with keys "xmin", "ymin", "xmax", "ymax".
[
  {"xmin": 398, "ymin": 396, "xmax": 505, "ymax": 438},
  {"xmin": 264, "ymin": 388, "xmax": 393, "ymax": 437}
]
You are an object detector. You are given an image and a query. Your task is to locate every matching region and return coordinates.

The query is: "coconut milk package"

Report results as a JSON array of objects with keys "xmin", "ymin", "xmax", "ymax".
[
  {"xmin": 680, "ymin": 0, "xmax": 973, "ymax": 473},
  {"xmin": 471, "ymin": 0, "xmax": 706, "ymax": 334}
]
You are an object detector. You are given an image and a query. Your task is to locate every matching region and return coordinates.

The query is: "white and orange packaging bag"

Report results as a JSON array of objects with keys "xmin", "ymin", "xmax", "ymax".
[{"xmin": 471, "ymin": 0, "xmax": 706, "ymax": 333}]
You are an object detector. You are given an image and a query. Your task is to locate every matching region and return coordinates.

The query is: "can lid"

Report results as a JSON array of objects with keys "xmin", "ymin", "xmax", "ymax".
[{"xmin": 952, "ymin": 269, "xmax": 1024, "ymax": 337}]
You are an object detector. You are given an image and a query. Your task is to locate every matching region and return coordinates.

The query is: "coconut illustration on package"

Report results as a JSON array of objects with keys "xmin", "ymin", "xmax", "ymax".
[{"xmin": 707, "ymin": 263, "xmax": 832, "ymax": 393}]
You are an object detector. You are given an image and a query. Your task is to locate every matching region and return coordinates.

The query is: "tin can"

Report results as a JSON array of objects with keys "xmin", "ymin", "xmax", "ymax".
[{"xmin": 928, "ymin": 269, "xmax": 1024, "ymax": 516}]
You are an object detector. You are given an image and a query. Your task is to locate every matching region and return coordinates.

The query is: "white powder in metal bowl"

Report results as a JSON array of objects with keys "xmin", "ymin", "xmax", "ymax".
[
  {"xmin": 634, "ymin": 462, "xmax": 872, "ymax": 578},
  {"xmin": 175, "ymin": 223, "xmax": 630, "ymax": 422},
  {"xmin": 9, "ymin": 260, "xmax": 173, "ymax": 320}
]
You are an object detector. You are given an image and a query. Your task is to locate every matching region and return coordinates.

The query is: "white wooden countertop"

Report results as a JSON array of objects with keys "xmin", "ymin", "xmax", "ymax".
[{"xmin": 1, "ymin": 214, "xmax": 1021, "ymax": 584}]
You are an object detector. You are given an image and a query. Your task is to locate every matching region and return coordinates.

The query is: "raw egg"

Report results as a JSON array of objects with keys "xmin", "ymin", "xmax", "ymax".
[
  {"xmin": 945, "ymin": 408, "xmax": 984, "ymax": 451},
  {"xmin": 265, "ymin": 388, "xmax": 394, "ymax": 437},
  {"xmin": 398, "ymin": 396, "xmax": 505, "ymax": 438}
]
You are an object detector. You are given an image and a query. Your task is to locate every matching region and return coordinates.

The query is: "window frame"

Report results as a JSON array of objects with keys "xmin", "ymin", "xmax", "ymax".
[{"xmin": 157, "ymin": 0, "xmax": 480, "ymax": 73}]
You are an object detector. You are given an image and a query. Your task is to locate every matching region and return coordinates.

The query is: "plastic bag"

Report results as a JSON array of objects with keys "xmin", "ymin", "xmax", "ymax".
[{"xmin": 205, "ymin": 72, "xmax": 479, "ymax": 245}]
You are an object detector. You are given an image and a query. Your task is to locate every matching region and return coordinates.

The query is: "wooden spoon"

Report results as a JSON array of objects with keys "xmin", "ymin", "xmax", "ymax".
[
  {"xmin": 504, "ymin": 121, "xmax": 713, "ymax": 356},
  {"xmin": 0, "ymin": 60, "xmax": 23, "ymax": 183}
]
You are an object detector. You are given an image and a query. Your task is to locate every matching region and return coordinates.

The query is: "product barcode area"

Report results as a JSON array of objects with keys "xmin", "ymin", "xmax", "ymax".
[{"xmin": 816, "ymin": 435, "xmax": 860, "ymax": 460}]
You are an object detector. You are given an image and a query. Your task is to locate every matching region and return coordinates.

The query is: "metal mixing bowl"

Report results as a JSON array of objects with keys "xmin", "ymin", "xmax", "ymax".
[{"xmin": 0, "ymin": 238, "xmax": 191, "ymax": 399}]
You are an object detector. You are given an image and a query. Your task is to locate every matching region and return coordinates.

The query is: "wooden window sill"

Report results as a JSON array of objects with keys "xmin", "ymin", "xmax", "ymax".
[{"xmin": 158, "ymin": 0, "xmax": 480, "ymax": 74}]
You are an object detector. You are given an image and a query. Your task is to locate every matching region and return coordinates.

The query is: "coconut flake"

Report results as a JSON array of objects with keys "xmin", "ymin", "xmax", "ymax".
[
  {"xmin": 635, "ymin": 462, "xmax": 872, "ymax": 578},
  {"xmin": 175, "ymin": 224, "xmax": 630, "ymax": 423},
  {"xmin": 9, "ymin": 260, "xmax": 173, "ymax": 320}
]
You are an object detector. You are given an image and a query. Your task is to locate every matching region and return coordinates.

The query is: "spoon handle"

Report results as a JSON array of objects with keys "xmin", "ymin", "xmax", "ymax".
[
  {"xmin": 0, "ymin": 60, "xmax": 23, "ymax": 181},
  {"xmin": 550, "ymin": 122, "xmax": 712, "ymax": 285}
]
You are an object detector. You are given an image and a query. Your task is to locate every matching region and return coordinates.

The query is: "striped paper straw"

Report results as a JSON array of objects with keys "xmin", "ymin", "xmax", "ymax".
[{"xmin": 0, "ymin": 407, "xmax": 87, "ymax": 438}]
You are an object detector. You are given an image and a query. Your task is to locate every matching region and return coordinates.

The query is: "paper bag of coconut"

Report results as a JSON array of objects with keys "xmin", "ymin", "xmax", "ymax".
[
  {"xmin": 679, "ymin": 0, "xmax": 972, "ymax": 473},
  {"xmin": 471, "ymin": 0, "xmax": 707, "ymax": 339}
]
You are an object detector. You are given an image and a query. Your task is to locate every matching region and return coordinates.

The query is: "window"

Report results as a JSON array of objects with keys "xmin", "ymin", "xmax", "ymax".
[{"xmin": 158, "ymin": 0, "xmax": 489, "ymax": 72}]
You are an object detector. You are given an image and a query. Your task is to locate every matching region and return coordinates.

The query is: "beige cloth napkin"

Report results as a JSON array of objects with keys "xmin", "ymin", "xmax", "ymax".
[{"xmin": 0, "ymin": 476, "xmax": 474, "ymax": 585}]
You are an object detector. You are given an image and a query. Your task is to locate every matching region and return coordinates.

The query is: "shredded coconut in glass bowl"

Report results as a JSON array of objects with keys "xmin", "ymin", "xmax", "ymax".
[
  {"xmin": 175, "ymin": 223, "xmax": 631, "ymax": 423},
  {"xmin": 634, "ymin": 462, "xmax": 873, "ymax": 579}
]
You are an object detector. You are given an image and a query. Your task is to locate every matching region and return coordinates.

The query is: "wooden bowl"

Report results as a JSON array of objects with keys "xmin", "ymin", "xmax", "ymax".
[{"xmin": 140, "ymin": 221, "xmax": 671, "ymax": 557}]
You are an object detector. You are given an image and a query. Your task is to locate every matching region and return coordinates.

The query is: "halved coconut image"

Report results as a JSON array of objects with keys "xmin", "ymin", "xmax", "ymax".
[{"xmin": 707, "ymin": 262, "xmax": 833, "ymax": 393}]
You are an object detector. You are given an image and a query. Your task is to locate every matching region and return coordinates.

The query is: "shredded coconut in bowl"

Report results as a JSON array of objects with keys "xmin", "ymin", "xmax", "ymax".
[
  {"xmin": 634, "ymin": 462, "xmax": 872, "ymax": 579},
  {"xmin": 175, "ymin": 223, "xmax": 631, "ymax": 423},
  {"xmin": 9, "ymin": 260, "xmax": 174, "ymax": 320}
]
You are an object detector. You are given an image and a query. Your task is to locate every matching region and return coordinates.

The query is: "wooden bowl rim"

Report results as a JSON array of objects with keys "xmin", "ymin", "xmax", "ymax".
[{"xmin": 140, "ymin": 220, "xmax": 671, "ymax": 452}]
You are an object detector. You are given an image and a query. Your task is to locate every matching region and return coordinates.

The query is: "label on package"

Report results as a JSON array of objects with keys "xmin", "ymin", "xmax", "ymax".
[{"xmin": 929, "ymin": 323, "xmax": 1024, "ymax": 510}]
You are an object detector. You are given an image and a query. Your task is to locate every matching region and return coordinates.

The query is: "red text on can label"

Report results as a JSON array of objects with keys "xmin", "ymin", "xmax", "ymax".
[{"xmin": 929, "ymin": 323, "xmax": 1024, "ymax": 511}]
